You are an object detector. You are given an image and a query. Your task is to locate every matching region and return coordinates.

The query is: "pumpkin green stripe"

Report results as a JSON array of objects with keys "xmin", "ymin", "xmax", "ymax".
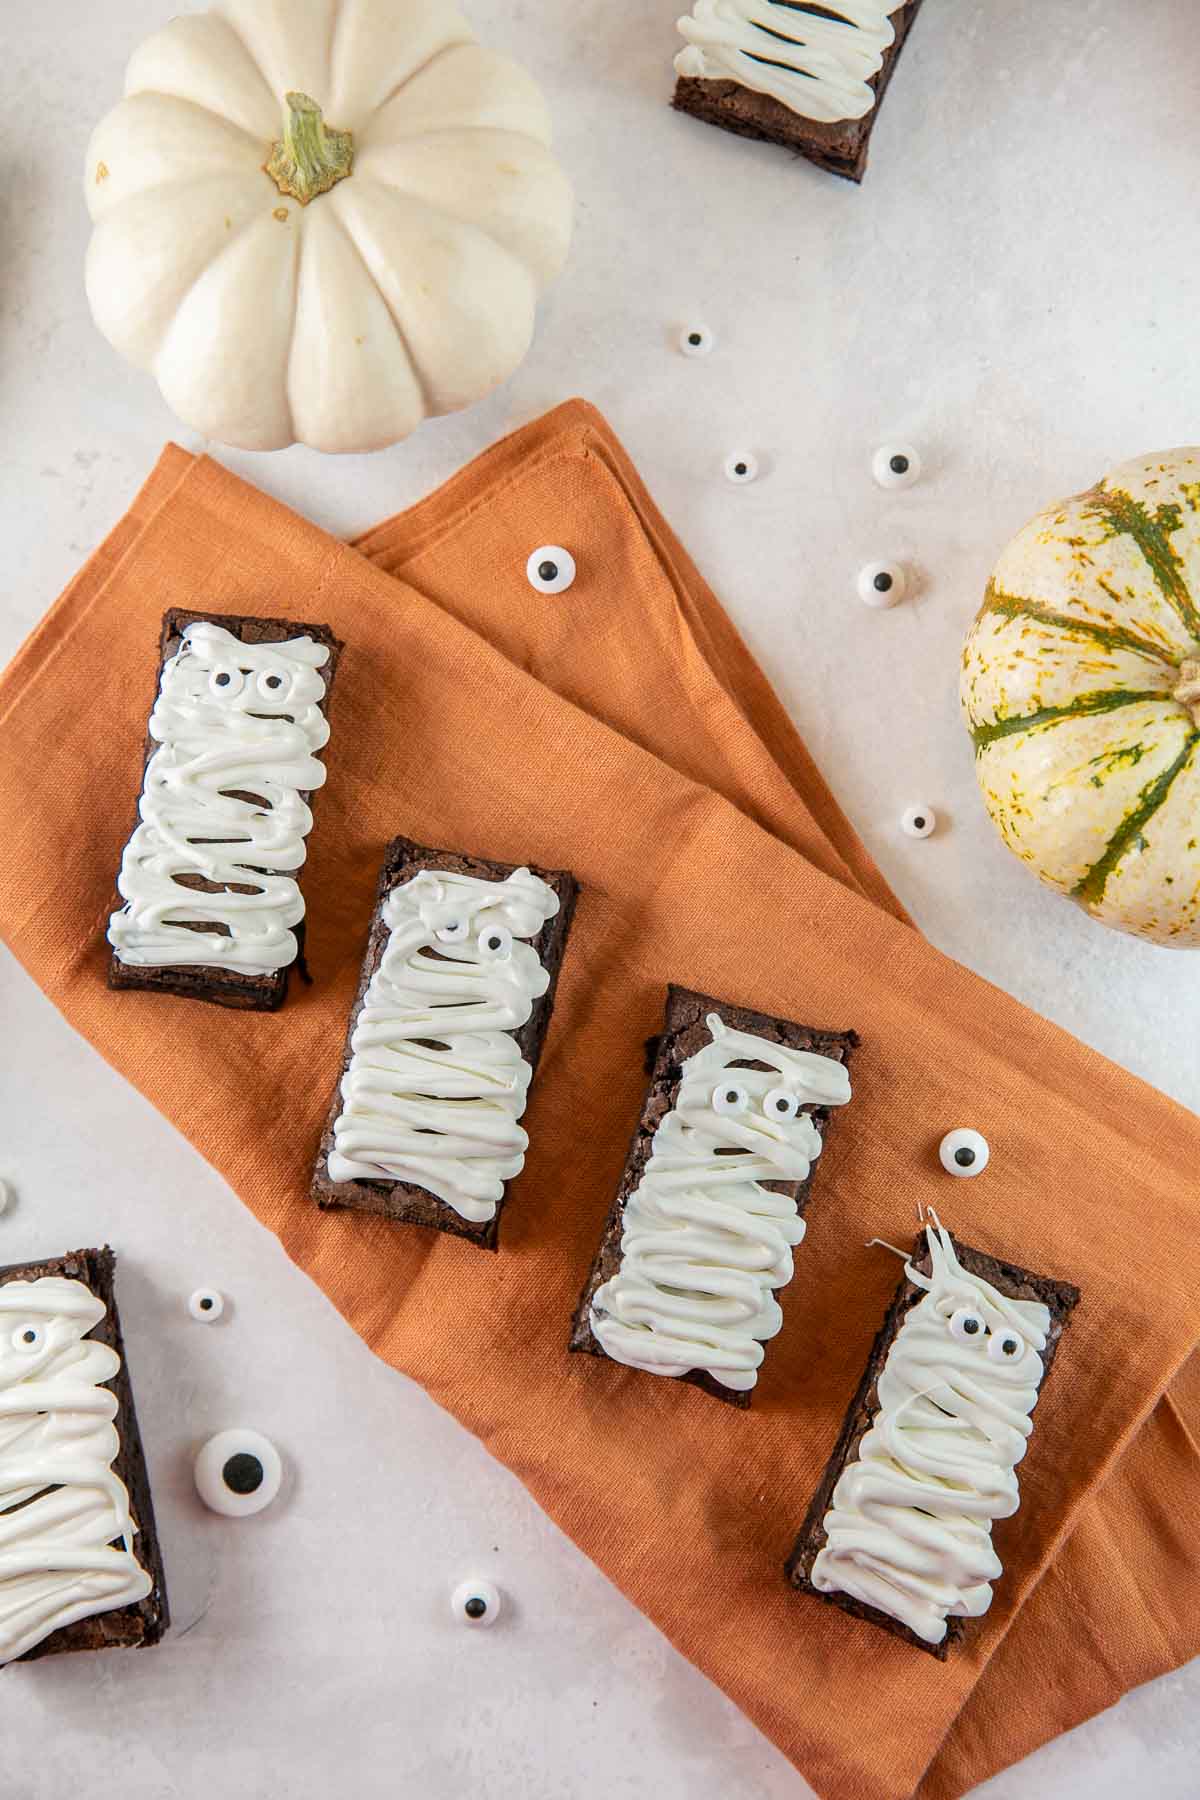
[
  {"xmin": 1072, "ymin": 730, "xmax": 1200, "ymax": 908},
  {"xmin": 980, "ymin": 582, "xmax": 1175, "ymax": 665},
  {"xmin": 1085, "ymin": 485, "xmax": 1200, "ymax": 641},
  {"xmin": 970, "ymin": 688, "xmax": 1167, "ymax": 751}
]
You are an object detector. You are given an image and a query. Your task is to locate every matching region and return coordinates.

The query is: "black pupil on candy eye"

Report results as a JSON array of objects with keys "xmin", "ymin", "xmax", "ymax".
[
  {"xmin": 215, "ymin": 672, "xmax": 231, "ymax": 687},
  {"xmin": 890, "ymin": 454, "xmax": 909, "ymax": 474},
  {"xmin": 735, "ymin": 463, "xmax": 747, "ymax": 476},
  {"xmin": 223, "ymin": 1453, "xmax": 264, "ymax": 1495},
  {"xmin": 464, "ymin": 1596, "xmax": 487, "ymax": 1619},
  {"xmin": 688, "ymin": 333, "xmax": 702, "ymax": 345},
  {"xmin": 538, "ymin": 561, "xmax": 558, "ymax": 582},
  {"xmin": 200, "ymin": 1297, "xmax": 213, "ymax": 1311},
  {"xmin": 954, "ymin": 1147, "xmax": 975, "ymax": 1167},
  {"xmin": 873, "ymin": 572, "xmax": 893, "ymax": 592},
  {"xmin": 265, "ymin": 675, "xmax": 282, "ymax": 689},
  {"xmin": 775, "ymin": 1099, "xmax": 788, "ymax": 1112},
  {"xmin": 913, "ymin": 816, "xmax": 926, "ymax": 829},
  {"xmin": 1003, "ymin": 1338, "xmax": 1018, "ymax": 1355},
  {"xmin": 22, "ymin": 1330, "xmax": 36, "ymax": 1344},
  {"xmin": 487, "ymin": 936, "xmax": 502, "ymax": 950},
  {"xmin": 963, "ymin": 1317, "xmax": 980, "ymax": 1335},
  {"xmin": 727, "ymin": 1090, "xmax": 740, "ymax": 1105}
]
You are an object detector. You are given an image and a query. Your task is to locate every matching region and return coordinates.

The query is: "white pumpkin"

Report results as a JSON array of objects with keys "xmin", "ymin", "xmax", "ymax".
[
  {"xmin": 961, "ymin": 449, "xmax": 1200, "ymax": 947},
  {"xmin": 84, "ymin": 0, "xmax": 572, "ymax": 453}
]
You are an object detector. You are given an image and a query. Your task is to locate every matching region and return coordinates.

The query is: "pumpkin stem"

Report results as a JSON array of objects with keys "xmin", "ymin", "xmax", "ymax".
[
  {"xmin": 265, "ymin": 92, "xmax": 354, "ymax": 206},
  {"xmin": 1174, "ymin": 657, "xmax": 1200, "ymax": 726}
]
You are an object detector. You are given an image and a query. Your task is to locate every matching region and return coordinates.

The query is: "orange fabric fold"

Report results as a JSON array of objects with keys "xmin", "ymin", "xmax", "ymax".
[{"xmin": 1, "ymin": 400, "xmax": 1197, "ymax": 1799}]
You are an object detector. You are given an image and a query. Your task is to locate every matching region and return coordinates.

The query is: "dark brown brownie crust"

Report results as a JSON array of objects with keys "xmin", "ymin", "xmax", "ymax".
[
  {"xmin": 312, "ymin": 835, "xmax": 579, "ymax": 1250},
  {"xmin": 672, "ymin": 0, "xmax": 924, "ymax": 183},
  {"xmin": 785, "ymin": 1231, "xmax": 1081, "ymax": 1656},
  {"xmin": 1, "ymin": 1247, "xmax": 169, "ymax": 1664},
  {"xmin": 107, "ymin": 608, "xmax": 343, "ymax": 1012},
  {"xmin": 570, "ymin": 985, "xmax": 858, "ymax": 1408}
]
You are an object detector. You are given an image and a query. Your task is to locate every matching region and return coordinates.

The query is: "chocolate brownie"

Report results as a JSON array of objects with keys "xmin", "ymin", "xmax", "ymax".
[
  {"xmin": 785, "ymin": 1231, "xmax": 1080, "ymax": 1656},
  {"xmin": 1, "ymin": 1247, "xmax": 169, "ymax": 1663},
  {"xmin": 672, "ymin": 0, "xmax": 924, "ymax": 183},
  {"xmin": 312, "ymin": 836, "xmax": 578, "ymax": 1250},
  {"xmin": 107, "ymin": 608, "xmax": 342, "ymax": 1011},
  {"xmin": 570, "ymin": 985, "xmax": 858, "ymax": 1407}
]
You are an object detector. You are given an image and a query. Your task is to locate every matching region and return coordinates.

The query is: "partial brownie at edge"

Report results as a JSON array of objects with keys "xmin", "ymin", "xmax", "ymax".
[
  {"xmin": 312, "ymin": 835, "xmax": 579, "ymax": 1250},
  {"xmin": 672, "ymin": 0, "xmax": 924, "ymax": 183},
  {"xmin": 107, "ymin": 608, "xmax": 343, "ymax": 1012},
  {"xmin": 785, "ymin": 1231, "xmax": 1081, "ymax": 1657},
  {"xmin": 1, "ymin": 1246, "xmax": 169, "ymax": 1663},
  {"xmin": 570, "ymin": 984, "xmax": 858, "ymax": 1408}
]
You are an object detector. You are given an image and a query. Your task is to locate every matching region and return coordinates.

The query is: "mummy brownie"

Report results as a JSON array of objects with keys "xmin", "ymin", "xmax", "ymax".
[
  {"xmin": 108, "ymin": 609, "xmax": 341, "ymax": 1011},
  {"xmin": 0, "ymin": 1248, "xmax": 168, "ymax": 1662},
  {"xmin": 313, "ymin": 837, "xmax": 578, "ymax": 1249},
  {"xmin": 786, "ymin": 1216, "xmax": 1079, "ymax": 1654},
  {"xmin": 571, "ymin": 987, "xmax": 855, "ymax": 1406},
  {"xmin": 672, "ymin": 1, "xmax": 925, "ymax": 183}
]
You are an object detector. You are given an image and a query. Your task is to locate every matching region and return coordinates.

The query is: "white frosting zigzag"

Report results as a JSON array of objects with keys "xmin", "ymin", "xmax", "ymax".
[
  {"xmin": 675, "ymin": 1, "xmax": 906, "ymax": 125},
  {"xmin": 108, "ymin": 621, "xmax": 331, "ymax": 977},
  {"xmin": 0, "ymin": 1276, "xmax": 152, "ymax": 1664},
  {"xmin": 590, "ymin": 1013, "xmax": 852, "ymax": 1391},
  {"xmin": 810, "ymin": 1222, "xmax": 1052, "ymax": 1644},
  {"xmin": 327, "ymin": 867, "xmax": 561, "ymax": 1223}
]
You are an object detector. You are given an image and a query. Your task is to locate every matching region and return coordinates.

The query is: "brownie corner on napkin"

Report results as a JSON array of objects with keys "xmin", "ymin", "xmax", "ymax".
[
  {"xmin": 570, "ymin": 983, "xmax": 858, "ymax": 1407},
  {"xmin": 785, "ymin": 1231, "xmax": 1081, "ymax": 1657}
]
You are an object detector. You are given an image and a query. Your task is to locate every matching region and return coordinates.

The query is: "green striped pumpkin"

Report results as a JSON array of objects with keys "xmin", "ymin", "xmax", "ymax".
[{"xmin": 961, "ymin": 449, "xmax": 1200, "ymax": 946}]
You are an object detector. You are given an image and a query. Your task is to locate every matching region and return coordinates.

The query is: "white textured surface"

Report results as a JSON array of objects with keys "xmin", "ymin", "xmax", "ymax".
[{"xmin": 1, "ymin": 1, "xmax": 1197, "ymax": 1794}]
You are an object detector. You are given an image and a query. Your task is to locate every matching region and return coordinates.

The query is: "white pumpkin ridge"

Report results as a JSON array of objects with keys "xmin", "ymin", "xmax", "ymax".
[
  {"xmin": 84, "ymin": 0, "xmax": 572, "ymax": 454},
  {"xmin": 962, "ymin": 450, "xmax": 1200, "ymax": 946}
]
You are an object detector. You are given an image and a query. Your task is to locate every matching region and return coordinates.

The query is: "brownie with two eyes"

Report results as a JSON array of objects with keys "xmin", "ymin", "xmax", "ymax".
[
  {"xmin": 569, "ymin": 984, "xmax": 858, "ymax": 1409},
  {"xmin": 0, "ymin": 1247, "xmax": 169, "ymax": 1664},
  {"xmin": 785, "ymin": 1231, "xmax": 1080, "ymax": 1656},
  {"xmin": 311, "ymin": 835, "xmax": 578, "ymax": 1250},
  {"xmin": 672, "ymin": 0, "xmax": 925, "ymax": 184},
  {"xmin": 107, "ymin": 608, "xmax": 343, "ymax": 1012}
]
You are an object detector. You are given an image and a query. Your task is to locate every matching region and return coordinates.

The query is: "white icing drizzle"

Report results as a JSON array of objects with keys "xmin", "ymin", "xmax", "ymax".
[
  {"xmin": 0, "ymin": 1277, "xmax": 152, "ymax": 1663},
  {"xmin": 108, "ymin": 621, "xmax": 331, "ymax": 977},
  {"xmin": 590, "ymin": 1013, "xmax": 852, "ymax": 1390},
  {"xmin": 675, "ymin": 1, "xmax": 906, "ymax": 124},
  {"xmin": 327, "ymin": 867, "xmax": 561, "ymax": 1222},
  {"xmin": 810, "ymin": 1222, "xmax": 1052, "ymax": 1645}
]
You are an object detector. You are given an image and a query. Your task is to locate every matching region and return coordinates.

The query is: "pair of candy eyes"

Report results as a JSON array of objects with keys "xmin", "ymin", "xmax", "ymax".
[
  {"xmin": 434, "ymin": 920, "xmax": 514, "ymax": 959},
  {"xmin": 711, "ymin": 1082, "xmax": 802, "ymax": 1122},
  {"xmin": 207, "ymin": 665, "xmax": 293, "ymax": 702},
  {"xmin": 948, "ymin": 1307, "xmax": 1023, "ymax": 1361}
]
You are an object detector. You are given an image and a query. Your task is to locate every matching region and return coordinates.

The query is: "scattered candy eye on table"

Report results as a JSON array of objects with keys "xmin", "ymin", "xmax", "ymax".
[
  {"xmin": 939, "ymin": 1129, "xmax": 990, "ymax": 1177},
  {"xmin": 857, "ymin": 559, "xmax": 907, "ymax": 608},
  {"xmin": 188, "ymin": 1287, "xmax": 225, "ymax": 1322},
  {"xmin": 194, "ymin": 1430, "xmax": 283, "ymax": 1518},
  {"xmin": 451, "ymin": 1580, "xmax": 502, "ymax": 1627},
  {"xmin": 526, "ymin": 546, "xmax": 576, "ymax": 593},
  {"xmin": 901, "ymin": 805, "xmax": 937, "ymax": 839},
  {"xmin": 723, "ymin": 451, "xmax": 758, "ymax": 484}
]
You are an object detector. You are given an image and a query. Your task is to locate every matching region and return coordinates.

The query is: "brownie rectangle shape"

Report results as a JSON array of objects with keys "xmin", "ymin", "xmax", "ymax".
[
  {"xmin": 570, "ymin": 984, "xmax": 858, "ymax": 1408},
  {"xmin": 785, "ymin": 1230, "xmax": 1081, "ymax": 1656},
  {"xmin": 672, "ymin": 0, "xmax": 924, "ymax": 183},
  {"xmin": 108, "ymin": 608, "xmax": 343, "ymax": 1012},
  {"xmin": 1, "ymin": 1246, "xmax": 169, "ymax": 1663},
  {"xmin": 312, "ymin": 835, "xmax": 579, "ymax": 1250}
]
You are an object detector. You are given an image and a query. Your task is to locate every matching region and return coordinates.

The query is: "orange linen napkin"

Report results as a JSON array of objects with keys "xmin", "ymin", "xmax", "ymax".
[{"xmin": 1, "ymin": 400, "xmax": 1198, "ymax": 1799}]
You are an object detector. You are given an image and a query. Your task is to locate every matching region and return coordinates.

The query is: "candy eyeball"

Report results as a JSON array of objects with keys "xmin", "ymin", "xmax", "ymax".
[
  {"xmin": 435, "ymin": 918, "xmax": 470, "ymax": 944},
  {"xmin": 988, "ymin": 1328, "xmax": 1024, "ymax": 1364},
  {"xmin": 712, "ymin": 1081, "xmax": 750, "ymax": 1116},
  {"xmin": 763, "ymin": 1088, "xmax": 800, "ymax": 1121},
  {"xmin": 526, "ymin": 546, "xmax": 576, "ymax": 595},
  {"xmin": 195, "ymin": 1429, "xmax": 282, "ymax": 1518},
  {"xmin": 939, "ymin": 1128, "xmax": 989, "ymax": 1177},
  {"xmin": 679, "ymin": 324, "xmax": 714, "ymax": 358},
  {"xmin": 477, "ymin": 924, "xmax": 513, "ymax": 960},
  {"xmin": 872, "ymin": 444, "xmax": 922, "ymax": 490},
  {"xmin": 188, "ymin": 1288, "xmax": 225, "ymax": 1323},
  {"xmin": 949, "ymin": 1306, "xmax": 986, "ymax": 1345},
  {"xmin": 724, "ymin": 452, "xmax": 758, "ymax": 485},
  {"xmin": 209, "ymin": 665, "xmax": 245, "ymax": 698},
  {"xmin": 452, "ymin": 1579, "xmax": 501, "ymax": 1627},
  {"xmin": 255, "ymin": 668, "xmax": 291, "ymax": 702},
  {"xmin": 901, "ymin": 805, "xmax": 937, "ymax": 839},
  {"xmin": 857, "ymin": 561, "xmax": 907, "ymax": 609},
  {"xmin": 11, "ymin": 1322, "xmax": 44, "ymax": 1355}
]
